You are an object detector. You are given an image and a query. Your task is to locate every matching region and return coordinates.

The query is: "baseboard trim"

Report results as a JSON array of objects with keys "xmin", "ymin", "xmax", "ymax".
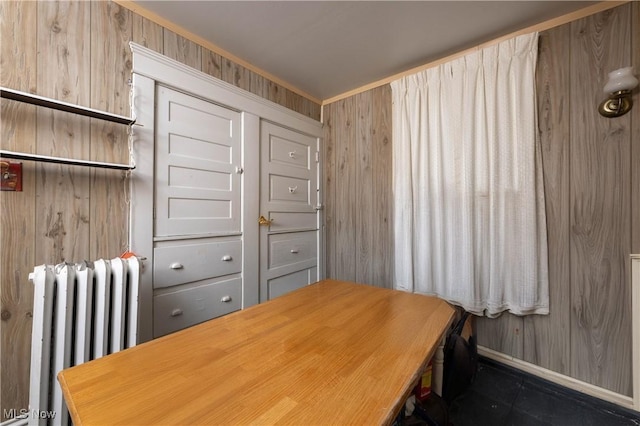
[{"xmin": 478, "ymin": 345, "xmax": 636, "ymax": 411}]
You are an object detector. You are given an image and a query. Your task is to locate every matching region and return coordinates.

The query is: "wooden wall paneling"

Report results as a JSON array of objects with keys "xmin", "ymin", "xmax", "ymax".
[
  {"xmin": 202, "ymin": 47, "xmax": 223, "ymax": 80},
  {"xmin": 476, "ymin": 313, "xmax": 525, "ymax": 360},
  {"xmin": 334, "ymin": 97, "xmax": 357, "ymax": 281},
  {"xmin": 308, "ymin": 102, "xmax": 321, "ymax": 122},
  {"xmin": 163, "ymin": 29, "xmax": 202, "ymax": 71},
  {"xmin": 289, "ymin": 90, "xmax": 321, "ymax": 121},
  {"xmin": 632, "ymin": 1, "xmax": 640, "ymax": 255},
  {"xmin": 371, "ymin": 85, "xmax": 393, "ymax": 288},
  {"xmin": 285, "ymin": 90, "xmax": 304, "ymax": 119},
  {"xmin": 89, "ymin": 1, "xmax": 132, "ymax": 260},
  {"xmin": 522, "ymin": 25, "xmax": 572, "ymax": 374},
  {"xmin": 249, "ymin": 72, "xmax": 266, "ymax": 100},
  {"xmin": 267, "ymin": 80, "xmax": 287, "ymax": 110},
  {"xmin": 0, "ymin": 1, "xmax": 37, "ymax": 418},
  {"xmin": 132, "ymin": 13, "xmax": 163, "ymax": 53},
  {"xmin": 569, "ymin": 5, "xmax": 632, "ymax": 395},
  {"xmin": 35, "ymin": 0, "xmax": 91, "ymax": 264},
  {"xmin": 322, "ymin": 103, "xmax": 336, "ymax": 278},
  {"xmin": 355, "ymin": 90, "xmax": 374, "ymax": 284},
  {"xmin": 221, "ymin": 57, "xmax": 250, "ymax": 92}
]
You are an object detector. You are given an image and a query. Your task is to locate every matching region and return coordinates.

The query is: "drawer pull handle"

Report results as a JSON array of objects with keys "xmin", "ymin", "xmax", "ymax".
[
  {"xmin": 170, "ymin": 262, "xmax": 184, "ymax": 270},
  {"xmin": 171, "ymin": 308, "xmax": 183, "ymax": 317},
  {"xmin": 221, "ymin": 255, "xmax": 232, "ymax": 262},
  {"xmin": 290, "ymin": 249, "xmax": 299, "ymax": 254},
  {"xmin": 221, "ymin": 295, "xmax": 232, "ymax": 303},
  {"xmin": 288, "ymin": 186, "xmax": 298, "ymax": 193},
  {"xmin": 289, "ymin": 151, "xmax": 296, "ymax": 159}
]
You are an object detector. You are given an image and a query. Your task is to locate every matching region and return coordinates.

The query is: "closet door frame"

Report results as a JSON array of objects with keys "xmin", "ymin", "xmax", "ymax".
[{"xmin": 129, "ymin": 42, "xmax": 323, "ymax": 343}]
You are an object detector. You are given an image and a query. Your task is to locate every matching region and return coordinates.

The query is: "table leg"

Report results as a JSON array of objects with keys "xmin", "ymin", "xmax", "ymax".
[{"xmin": 432, "ymin": 336, "xmax": 446, "ymax": 396}]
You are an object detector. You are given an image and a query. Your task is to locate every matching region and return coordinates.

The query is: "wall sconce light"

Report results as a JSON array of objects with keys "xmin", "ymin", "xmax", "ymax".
[{"xmin": 598, "ymin": 66, "xmax": 639, "ymax": 118}]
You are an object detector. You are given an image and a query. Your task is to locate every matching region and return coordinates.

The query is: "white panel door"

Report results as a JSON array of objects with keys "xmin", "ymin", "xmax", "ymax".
[
  {"xmin": 155, "ymin": 86, "xmax": 242, "ymax": 237},
  {"xmin": 259, "ymin": 121, "xmax": 319, "ymax": 301}
]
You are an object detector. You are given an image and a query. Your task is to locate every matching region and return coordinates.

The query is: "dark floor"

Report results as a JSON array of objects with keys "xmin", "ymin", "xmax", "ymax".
[{"xmin": 447, "ymin": 358, "xmax": 640, "ymax": 426}]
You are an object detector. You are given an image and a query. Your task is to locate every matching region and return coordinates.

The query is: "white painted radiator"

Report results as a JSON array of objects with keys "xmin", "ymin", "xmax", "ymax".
[{"xmin": 24, "ymin": 257, "xmax": 141, "ymax": 426}]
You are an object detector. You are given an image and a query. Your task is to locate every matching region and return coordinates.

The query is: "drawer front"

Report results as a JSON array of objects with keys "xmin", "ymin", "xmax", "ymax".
[
  {"xmin": 269, "ymin": 174, "xmax": 310, "ymax": 205},
  {"xmin": 269, "ymin": 135, "xmax": 310, "ymax": 170},
  {"xmin": 153, "ymin": 277, "xmax": 241, "ymax": 337},
  {"xmin": 268, "ymin": 267, "xmax": 317, "ymax": 300},
  {"xmin": 269, "ymin": 212, "xmax": 317, "ymax": 233},
  {"xmin": 154, "ymin": 239, "xmax": 242, "ymax": 289},
  {"xmin": 268, "ymin": 231, "xmax": 317, "ymax": 269}
]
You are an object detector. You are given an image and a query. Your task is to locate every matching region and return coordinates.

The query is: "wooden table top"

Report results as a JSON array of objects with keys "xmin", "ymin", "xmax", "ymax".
[{"xmin": 58, "ymin": 279, "xmax": 455, "ymax": 425}]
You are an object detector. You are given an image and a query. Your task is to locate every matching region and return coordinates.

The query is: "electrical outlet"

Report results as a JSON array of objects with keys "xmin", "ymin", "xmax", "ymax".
[{"xmin": 1, "ymin": 161, "xmax": 23, "ymax": 191}]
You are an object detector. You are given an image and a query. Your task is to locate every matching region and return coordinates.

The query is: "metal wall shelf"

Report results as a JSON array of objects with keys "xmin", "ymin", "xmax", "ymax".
[
  {"xmin": 1, "ymin": 86, "xmax": 135, "ymax": 170},
  {"xmin": 1, "ymin": 87, "xmax": 135, "ymax": 125},
  {"xmin": 0, "ymin": 150, "xmax": 135, "ymax": 171}
]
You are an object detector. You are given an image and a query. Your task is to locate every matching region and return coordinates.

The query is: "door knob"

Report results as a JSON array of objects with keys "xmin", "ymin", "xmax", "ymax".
[{"xmin": 258, "ymin": 215, "xmax": 274, "ymax": 226}]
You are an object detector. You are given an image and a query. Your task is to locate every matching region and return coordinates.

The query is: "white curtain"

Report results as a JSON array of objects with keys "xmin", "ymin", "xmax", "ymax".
[{"xmin": 391, "ymin": 32, "xmax": 548, "ymax": 317}]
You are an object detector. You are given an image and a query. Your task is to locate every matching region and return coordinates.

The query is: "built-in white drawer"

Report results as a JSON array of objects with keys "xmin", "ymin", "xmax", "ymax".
[
  {"xmin": 269, "ymin": 212, "xmax": 317, "ymax": 233},
  {"xmin": 154, "ymin": 239, "xmax": 241, "ymax": 289},
  {"xmin": 153, "ymin": 277, "xmax": 241, "ymax": 337},
  {"xmin": 269, "ymin": 174, "xmax": 310, "ymax": 205},
  {"xmin": 268, "ymin": 231, "xmax": 317, "ymax": 270},
  {"xmin": 269, "ymin": 135, "xmax": 310, "ymax": 170},
  {"xmin": 268, "ymin": 267, "xmax": 317, "ymax": 300}
]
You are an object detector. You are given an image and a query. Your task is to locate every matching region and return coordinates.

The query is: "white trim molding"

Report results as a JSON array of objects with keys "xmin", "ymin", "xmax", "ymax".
[
  {"xmin": 478, "ymin": 345, "xmax": 636, "ymax": 411},
  {"xmin": 632, "ymin": 254, "xmax": 640, "ymax": 412}
]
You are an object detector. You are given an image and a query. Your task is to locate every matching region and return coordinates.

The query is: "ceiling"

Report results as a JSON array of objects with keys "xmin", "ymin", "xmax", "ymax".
[{"xmin": 131, "ymin": 1, "xmax": 597, "ymax": 101}]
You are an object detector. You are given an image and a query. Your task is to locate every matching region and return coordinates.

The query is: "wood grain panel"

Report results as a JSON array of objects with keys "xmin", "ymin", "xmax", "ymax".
[
  {"xmin": 322, "ymin": 103, "xmax": 336, "ymax": 278},
  {"xmin": 309, "ymin": 103, "xmax": 321, "ymax": 122},
  {"xmin": 476, "ymin": 313, "xmax": 525, "ymax": 359},
  {"xmin": 249, "ymin": 72, "xmax": 266, "ymax": 101},
  {"xmin": 163, "ymin": 29, "xmax": 201, "ymax": 71},
  {"xmin": 89, "ymin": 1, "xmax": 131, "ymax": 260},
  {"xmin": 523, "ymin": 25, "xmax": 572, "ymax": 374},
  {"xmin": 267, "ymin": 80, "xmax": 287, "ymax": 110},
  {"xmin": 355, "ymin": 90, "xmax": 373, "ymax": 284},
  {"xmin": 632, "ymin": 1, "xmax": 640, "ymax": 255},
  {"xmin": 285, "ymin": 90, "xmax": 304, "ymax": 119},
  {"xmin": 132, "ymin": 13, "xmax": 163, "ymax": 53},
  {"xmin": 0, "ymin": 1, "xmax": 37, "ymax": 418},
  {"xmin": 35, "ymin": 0, "xmax": 91, "ymax": 264},
  {"xmin": 221, "ymin": 57, "xmax": 251, "ymax": 92},
  {"xmin": 202, "ymin": 48, "xmax": 223, "ymax": 80},
  {"xmin": 323, "ymin": 86, "xmax": 393, "ymax": 287},
  {"xmin": 334, "ymin": 97, "xmax": 357, "ymax": 281},
  {"xmin": 570, "ymin": 5, "xmax": 632, "ymax": 395},
  {"xmin": 371, "ymin": 85, "xmax": 393, "ymax": 288}
]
